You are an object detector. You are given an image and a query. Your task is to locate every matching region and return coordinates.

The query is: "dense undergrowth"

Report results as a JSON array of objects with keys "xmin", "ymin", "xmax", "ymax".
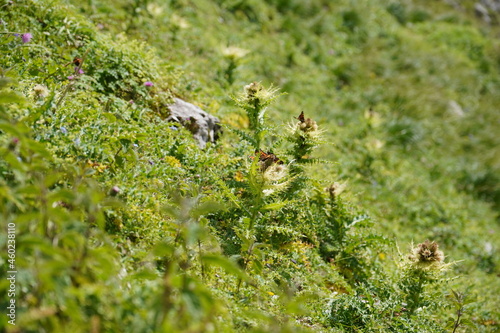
[{"xmin": 1, "ymin": 0, "xmax": 499, "ymax": 332}]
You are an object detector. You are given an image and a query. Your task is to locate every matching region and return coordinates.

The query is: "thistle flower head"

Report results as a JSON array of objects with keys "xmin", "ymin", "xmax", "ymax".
[
  {"xmin": 409, "ymin": 240, "xmax": 444, "ymax": 266},
  {"xmin": 234, "ymin": 82, "xmax": 281, "ymax": 131},
  {"xmin": 263, "ymin": 163, "xmax": 287, "ymax": 182},
  {"xmin": 110, "ymin": 186, "xmax": 121, "ymax": 196},
  {"xmin": 171, "ymin": 14, "xmax": 189, "ymax": 29},
  {"xmin": 249, "ymin": 151, "xmax": 289, "ymax": 196},
  {"xmin": 33, "ymin": 84, "xmax": 49, "ymax": 99},
  {"xmin": 147, "ymin": 3, "xmax": 164, "ymax": 16},
  {"xmin": 244, "ymin": 82, "xmax": 262, "ymax": 99},
  {"xmin": 261, "ymin": 163, "xmax": 289, "ymax": 197},
  {"xmin": 298, "ymin": 117, "xmax": 318, "ymax": 133},
  {"xmin": 21, "ymin": 33, "xmax": 32, "ymax": 43},
  {"xmin": 241, "ymin": 82, "xmax": 279, "ymax": 104},
  {"xmin": 221, "ymin": 46, "xmax": 249, "ymax": 60},
  {"xmin": 288, "ymin": 112, "xmax": 322, "ymax": 142}
]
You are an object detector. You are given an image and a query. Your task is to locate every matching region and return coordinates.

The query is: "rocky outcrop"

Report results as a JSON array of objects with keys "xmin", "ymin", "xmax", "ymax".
[
  {"xmin": 167, "ymin": 98, "xmax": 221, "ymax": 148},
  {"xmin": 474, "ymin": 0, "xmax": 500, "ymax": 24}
]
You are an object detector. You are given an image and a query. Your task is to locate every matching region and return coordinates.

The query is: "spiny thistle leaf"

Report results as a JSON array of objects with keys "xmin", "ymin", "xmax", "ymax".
[
  {"xmin": 261, "ymin": 200, "xmax": 291, "ymax": 211},
  {"xmin": 222, "ymin": 124, "xmax": 257, "ymax": 147}
]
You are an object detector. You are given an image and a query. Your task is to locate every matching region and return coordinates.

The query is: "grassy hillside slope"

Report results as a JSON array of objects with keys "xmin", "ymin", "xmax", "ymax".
[{"xmin": 1, "ymin": 0, "xmax": 499, "ymax": 332}]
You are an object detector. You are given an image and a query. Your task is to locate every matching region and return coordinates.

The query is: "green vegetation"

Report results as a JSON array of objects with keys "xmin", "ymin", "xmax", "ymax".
[{"xmin": 1, "ymin": 0, "xmax": 499, "ymax": 332}]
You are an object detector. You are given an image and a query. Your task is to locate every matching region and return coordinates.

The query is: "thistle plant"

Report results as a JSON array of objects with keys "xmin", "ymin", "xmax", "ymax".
[
  {"xmin": 220, "ymin": 46, "xmax": 249, "ymax": 86},
  {"xmin": 281, "ymin": 111, "xmax": 325, "ymax": 197},
  {"xmin": 235, "ymin": 146, "xmax": 291, "ymax": 291},
  {"xmin": 286, "ymin": 111, "xmax": 323, "ymax": 163},
  {"xmin": 233, "ymin": 81, "xmax": 280, "ymax": 150},
  {"xmin": 400, "ymin": 240, "xmax": 450, "ymax": 316},
  {"xmin": 230, "ymin": 82, "xmax": 295, "ymax": 291}
]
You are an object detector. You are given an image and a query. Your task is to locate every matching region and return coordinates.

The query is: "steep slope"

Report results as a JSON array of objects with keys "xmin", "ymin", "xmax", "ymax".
[{"xmin": 1, "ymin": 0, "xmax": 499, "ymax": 332}]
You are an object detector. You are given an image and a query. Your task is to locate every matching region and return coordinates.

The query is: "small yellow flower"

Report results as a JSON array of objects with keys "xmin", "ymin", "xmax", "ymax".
[
  {"xmin": 86, "ymin": 160, "xmax": 108, "ymax": 173},
  {"xmin": 234, "ymin": 171, "xmax": 244, "ymax": 182},
  {"xmin": 164, "ymin": 156, "xmax": 182, "ymax": 168}
]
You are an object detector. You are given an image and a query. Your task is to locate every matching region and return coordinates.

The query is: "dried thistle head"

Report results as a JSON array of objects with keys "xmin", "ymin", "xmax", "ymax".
[
  {"xmin": 288, "ymin": 111, "xmax": 322, "ymax": 142},
  {"xmin": 298, "ymin": 117, "xmax": 318, "ymax": 133},
  {"xmin": 409, "ymin": 240, "xmax": 444, "ymax": 265}
]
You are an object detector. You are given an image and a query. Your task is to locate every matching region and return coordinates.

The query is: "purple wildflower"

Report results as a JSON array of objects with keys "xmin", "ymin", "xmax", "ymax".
[
  {"xmin": 110, "ymin": 186, "xmax": 120, "ymax": 196},
  {"xmin": 129, "ymin": 100, "xmax": 134, "ymax": 104},
  {"xmin": 9, "ymin": 137, "xmax": 19, "ymax": 150},
  {"xmin": 144, "ymin": 81, "xmax": 154, "ymax": 87},
  {"xmin": 74, "ymin": 67, "xmax": 84, "ymax": 74},
  {"xmin": 60, "ymin": 126, "xmax": 68, "ymax": 134},
  {"xmin": 67, "ymin": 75, "xmax": 75, "ymax": 80},
  {"xmin": 21, "ymin": 33, "xmax": 32, "ymax": 43}
]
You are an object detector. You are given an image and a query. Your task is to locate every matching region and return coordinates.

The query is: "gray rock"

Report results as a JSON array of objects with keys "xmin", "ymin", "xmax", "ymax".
[
  {"xmin": 167, "ymin": 98, "xmax": 221, "ymax": 148},
  {"xmin": 481, "ymin": 0, "xmax": 500, "ymax": 13},
  {"xmin": 475, "ymin": 3, "xmax": 492, "ymax": 23}
]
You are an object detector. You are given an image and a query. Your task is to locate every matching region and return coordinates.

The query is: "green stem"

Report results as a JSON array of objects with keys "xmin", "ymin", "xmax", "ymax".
[
  {"xmin": 408, "ymin": 273, "xmax": 424, "ymax": 316},
  {"xmin": 198, "ymin": 240, "xmax": 205, "ymax": 281}
]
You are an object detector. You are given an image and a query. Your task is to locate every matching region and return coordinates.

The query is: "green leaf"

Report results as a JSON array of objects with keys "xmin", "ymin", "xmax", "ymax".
[
  {"xmin": 0, "ymin": 92, "xmax": 25, "ymax": 105},
  {"xmin": 261, "ymin": 200, "xmax": 290, "ymax": 211},
  {"xmin": 190, "ymin": 201, "xmax": 226, "ymax": 218},
  {"xmin": 0, "ymin": 121, "xmax": 26, "ymax": 137},
  {"xmin": 201, "ymin": 254, "xmax": 248, "ymax": 280},
  {"xmin": 347, "ymin": 214, "xmax": 370, "ymax": 228},
  {"xmin": 133, "ymin": 269, "xmax": 160, "ymax": 281},
  {"xmin": 222, "ymin": 125, "xmax": 257, "ymax": 147},
  {"xmin": 153, "ymin": 241, "xmax": 174, "ymax": 257},
  {"xmin": 210, "ymin": 173, "xmax": 242, "ymax": 209},
  {"xmin": 459, "ymin": 318, "xmax": 477, "ymax": 328}
]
